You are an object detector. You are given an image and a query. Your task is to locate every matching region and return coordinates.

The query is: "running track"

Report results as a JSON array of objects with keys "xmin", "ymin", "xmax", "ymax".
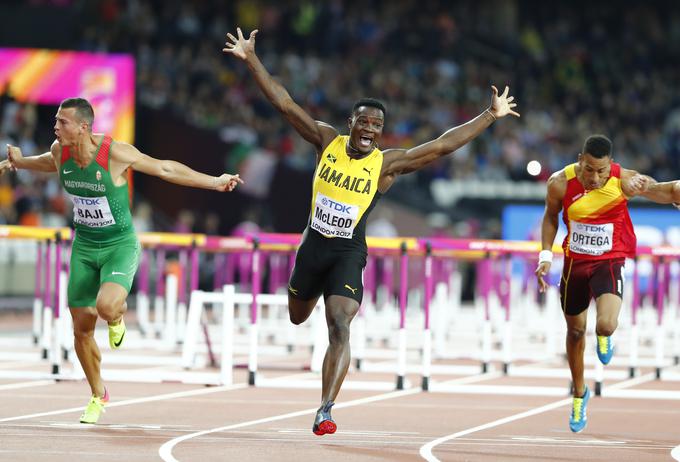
[{"xmin": 1, "ymin": 364, "xmax": 679, "ymax": 462}]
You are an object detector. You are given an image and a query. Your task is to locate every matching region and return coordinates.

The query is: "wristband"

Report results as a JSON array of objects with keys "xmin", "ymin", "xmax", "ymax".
[{"xmin": 538, "ymin": 250, "xmax": 553, "ymax": 264}]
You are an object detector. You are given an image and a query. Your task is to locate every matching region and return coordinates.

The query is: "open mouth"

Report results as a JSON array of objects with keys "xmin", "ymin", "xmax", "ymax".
[{"xmin": 359, "ymin": 135, "xmax": 373, "ymax": 148}]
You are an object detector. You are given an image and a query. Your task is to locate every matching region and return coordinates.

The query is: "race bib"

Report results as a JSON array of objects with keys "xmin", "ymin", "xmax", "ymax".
[
  {"xmin": 311, "ymin": 192, "xmax": 358, "ymax": 239},
  {"xmin": 569, "ymin": 221, "xmax": 613, "ymax": 256},
  {"xmin": 70, "ymin": 194, "xmax": 116, "ymax": 228}
]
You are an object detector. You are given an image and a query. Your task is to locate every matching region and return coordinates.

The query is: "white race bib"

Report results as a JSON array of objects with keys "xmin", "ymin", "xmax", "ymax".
[
  {"xmin": 569, "ymin": 220, "xmax": 613, "ymax": 256},
  {"xmin": 310, "ymin": 192, "xmax": 358, "ymax": 239},
  {"xmin": 70, "ymin": 194, "xmax": 116, "ymax": 228}
]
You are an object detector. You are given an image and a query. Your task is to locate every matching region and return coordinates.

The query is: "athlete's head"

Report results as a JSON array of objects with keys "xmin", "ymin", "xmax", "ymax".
[
  {"xmin": 577, "ymin": 134, "xmax": 612, "ymax": 190},
  {"xmin": 347, "ymin": 98, "xmax": 386, "ymax": 155},
  {"xmin": 54, "ymin": 98, "xmax": 95, "ymax": 145}
]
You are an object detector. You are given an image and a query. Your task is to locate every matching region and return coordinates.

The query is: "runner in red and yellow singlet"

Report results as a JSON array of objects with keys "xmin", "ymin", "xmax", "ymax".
[{"xmin": 535, "ymin": 134, "xmax": 680, "ymax": 433}]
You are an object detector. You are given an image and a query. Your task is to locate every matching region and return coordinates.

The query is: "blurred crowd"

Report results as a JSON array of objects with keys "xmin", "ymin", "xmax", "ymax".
[{"xmin": 2, "ymin": 0, "xmax": 680, "ymax": 232}]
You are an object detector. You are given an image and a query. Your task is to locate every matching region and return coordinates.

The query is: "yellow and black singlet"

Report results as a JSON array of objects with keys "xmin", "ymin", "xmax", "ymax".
[{"xmin": 308, "ymin": 135, "xmax": 383, "ymax": 247}]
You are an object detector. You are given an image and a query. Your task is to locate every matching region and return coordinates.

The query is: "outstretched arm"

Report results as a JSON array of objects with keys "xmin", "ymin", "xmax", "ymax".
[
  {"xmin": 640, "ymin": 180, "xmax": 680, "ymax": 204},
  {"xmin": 222, "ymin": 27, "xmax": 337, "ymax": 153},
  {"xmin": 3, "ymin": 143, "xmax": 58, "ymax": 173},
  {"xmin": 380, "ymin": 86, "xmax": 519, "ymax": 183},
  {"xmin": 113, "ymin": 143, "xmax": 243, "ymax": 192},
  {"xmin": 621, "ymin": 169, "xmax": 680, "ymax": 204},
  {"xmin": 535, "ymin": 172, "xmax": 566, "ymax": 293}
]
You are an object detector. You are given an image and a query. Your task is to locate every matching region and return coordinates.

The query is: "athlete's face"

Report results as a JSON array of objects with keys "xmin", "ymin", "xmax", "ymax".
[
  {"xmin": 347, "ymin": 106, "xmax": 384, "ymax": 155},
  {"xmin": 577, "ymin": 153, "xmax": 611, "ymax": 190},
  {"xmin": 54, "ymin": 107, "xmax": 89, "ymax": 146}
]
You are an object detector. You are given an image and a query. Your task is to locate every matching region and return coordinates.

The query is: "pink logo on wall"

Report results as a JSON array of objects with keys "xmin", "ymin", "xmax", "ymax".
[{"xmin": 0, "ymin": 48, "xmax": 135, "ymax": 143}]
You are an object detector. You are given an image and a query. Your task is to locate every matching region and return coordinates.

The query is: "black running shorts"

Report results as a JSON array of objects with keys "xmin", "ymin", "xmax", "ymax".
[{"xmin": 288, "ymin": 229, "xmax": 366, "ymax": 304}]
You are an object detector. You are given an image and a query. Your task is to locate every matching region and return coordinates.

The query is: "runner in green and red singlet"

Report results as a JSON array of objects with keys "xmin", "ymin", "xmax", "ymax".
[{"xmin": 1, "ymin": 98, "xmax": 242, "ymax": 424}]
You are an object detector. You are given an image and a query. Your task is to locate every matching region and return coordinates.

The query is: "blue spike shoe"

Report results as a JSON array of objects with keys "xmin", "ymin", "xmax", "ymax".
[
  {"xmin": 596, "ymin": 335, "xmax": 614, "ymax": 365},
  {"xmin": 569, "ymin": 386, "xmax": 590, "ymax": 433}
]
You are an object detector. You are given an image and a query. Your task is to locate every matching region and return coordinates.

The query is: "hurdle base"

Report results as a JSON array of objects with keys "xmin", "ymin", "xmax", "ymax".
[
  {"xmin": 594, "ymin": 381, "xmax": 602, "ymax": 396},
  {"xmin": 655, "ymin": 367, "xmax": 662, "ymax": 379},
  {"xmin": 33, "ymin": 335, "xmax": 39, "ymax": 345},
  {"xmin": 502, "ymin": 363, "xmax": 509, "ymax": 375},
  {"xmin": 481, "ymin": 362, "xmax": 489, "ymax": 373},
  {"xmin": 51, "ymin": 364, "xmax": 59, "ymax": 375},
  {"xmin": 628, "ymin": 366, "xmax": 636, "ymax": 378},
  {"xmin": 355, "ymin": 358, "xmax": 362, "ymax": 370},
  {"xmin": 421, "ymin": 376, "xmax": 429, "ymax": 391},
  {"xmin": 248, "ymin": 371, "xmax": 256, "ymax": 386},
  {"xmin": 396, "ymin": 375, "xmax": 404, "ymax": 390},
  {"xmin": 674, "ymin": 356, "xmax": 679, "ymax": 366},
  {"xmin": 41, "ymin": 348, "xmax": 48, "ymax": 360}
]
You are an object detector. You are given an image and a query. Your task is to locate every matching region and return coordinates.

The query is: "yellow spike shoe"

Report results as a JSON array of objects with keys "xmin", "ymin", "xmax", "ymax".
[
  {"xmin": 108, "ymin": 318, "xmax": 126, "ymax": 350},
  {"xmin": 79, "ymin": 389, "xmax": 109, "ymax": 424}
]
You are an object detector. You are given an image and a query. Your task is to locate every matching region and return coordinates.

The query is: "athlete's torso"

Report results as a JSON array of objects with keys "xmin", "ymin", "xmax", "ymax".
[
  {"xmin": 561, "ymin": 162, "xmax": 636, "ymax": 260},
  {"xmin": 307, "ymin": 135, "xmax": 383, "ymax": 250},
  {"xmin": 59, "ymin": 135, "xmax": 134, "ymax": 242}
]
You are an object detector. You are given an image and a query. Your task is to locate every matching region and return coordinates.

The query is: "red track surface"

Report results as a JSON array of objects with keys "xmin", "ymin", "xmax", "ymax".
[
  {"xmin": 1, "ymin": 311, "xmax": 679, "ymax": 461},
  {"xmin": 1, "ymin": 364, "xmax": 679, "ymax": 462}
]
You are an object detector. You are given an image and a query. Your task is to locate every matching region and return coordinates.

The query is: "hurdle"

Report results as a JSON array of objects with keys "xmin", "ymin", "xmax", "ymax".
[
  {"xmin": 396, "ymin": 241, "xmax": 409, "ymax": 389},
  {"xmin": 3, "ymin": 226, "xmax": 680, "ymax": 394},
  {"xmin": 32, "ymin": 240, "xmax": 42, "ymax": 345},
  {"xmin": 0, "ymin": 225, "xmax": 71, "ymax": 379},
  {"xmin": 135, "ymin": 248, "xmax": 152, "ymax": 336},
  {"xmin": 181, "ymin": 286, "xmax": 325, "ymax": 384}
]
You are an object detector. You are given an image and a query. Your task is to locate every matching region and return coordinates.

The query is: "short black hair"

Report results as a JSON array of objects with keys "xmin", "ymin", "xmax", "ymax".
[
  {"xmin": 582, "ymin": 134, "xmax": 612, "ymax": 158},
  {"xmin": 352, "ymin": 98, "xmax": 386, "ymax": 117},
  {"xmin": 60, "ymin": 97, "xmax": 95, "ymax": 127}
]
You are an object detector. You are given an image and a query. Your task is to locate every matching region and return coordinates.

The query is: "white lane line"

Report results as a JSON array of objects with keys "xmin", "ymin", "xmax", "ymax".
[
  {"xmin": 0, "ymin": 380, "xmax": 55, "ymax": 391},
  {"xmin": 158, "ymin": 371, "xmax": 501, "ymax": 462},
  {"xmin": 420, "ymin": 398, "xmax": 572, "ymax": 462},
  {"xmin": 605, "ymin": 372, "xmax": 657, "ymax": 389},
  {"xmin": 159, "ymin": 388, "xmax": 422, "ymax": 462},
  {"xmin": 419, "ymin": 372, "xmax": 657, "ymax": 462},
  {"xmin": 672, "ymin": 444, "xmax": 680, "ymax": 461},
  {"xmin": 0, "ymin": 383, "xmax": 248, "ymax": 423}
]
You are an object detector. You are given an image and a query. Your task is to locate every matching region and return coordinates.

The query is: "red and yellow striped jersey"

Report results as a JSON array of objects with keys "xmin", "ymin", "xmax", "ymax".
[{"xmin": 561, "ymin": 162, "xmax": 636, "ymax": 260}]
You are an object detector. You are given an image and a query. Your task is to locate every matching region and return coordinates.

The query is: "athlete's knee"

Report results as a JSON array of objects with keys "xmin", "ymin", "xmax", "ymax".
[
  {"xmin": 96, "ymin": 298, "xmax": 124, "ymax": 322},
  {"xmin": 596, "ymin": 320, "xmax": 617, "ymax": 337},
  {"xmin": 289, "ymin": 306, "xmax": 313, "ymax": 325},
  {"xmin": 566, "ymin": 326, "xmax": 586, "ymax": 343},
  {"xmin": 328, "ymin": 316, "xmax": 351, "ymax": 345},
  {"xmin": 72, "ymin": 323, "xmax": 94, "ymax": 341},
  {"xmin": 289, "ymin": 311, "xmax": 308, "ymax": 325}
]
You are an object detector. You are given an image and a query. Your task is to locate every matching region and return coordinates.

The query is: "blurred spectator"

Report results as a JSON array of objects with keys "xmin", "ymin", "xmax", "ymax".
[
  {"xmin": 3, "ymin": 0, "xmax": 680, "ymax": 238},
  {"xmin": 367, "ymin": 208, "xmax": 398, "ymax": 238},
  {"xmin": 132, "ymin": 201, "xmax": 153, "ymax": 233},
  {"xmin": 202, "ymin": 212, "xmax": 221, "ymax": 235},
  {"xmin": 173, "ymin": 209, "xmax": 195, "ymax": 234}
]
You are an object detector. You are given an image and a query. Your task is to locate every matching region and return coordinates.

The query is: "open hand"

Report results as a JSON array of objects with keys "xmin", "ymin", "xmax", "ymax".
[
  {"xmin": 535, "ymin": 261, "xmax": 551, "ymax": 293},
  {"xmin": 223, "ymin": 27, "xmax": 258, "ymax": 60},
  {"xmin": 214, "ymin": 173, "xmax": 244, "ymax": 192},
  {"xmin": 0, "ymin": 159, "xmax": 13, "ymax": 175},
  {"xmin": 489, "ymin": 85, "xmax": 520, "ymax": 119},
  {"xmin": 5, "ymin": 144, "xmax": 22, "ymax": 171}
]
